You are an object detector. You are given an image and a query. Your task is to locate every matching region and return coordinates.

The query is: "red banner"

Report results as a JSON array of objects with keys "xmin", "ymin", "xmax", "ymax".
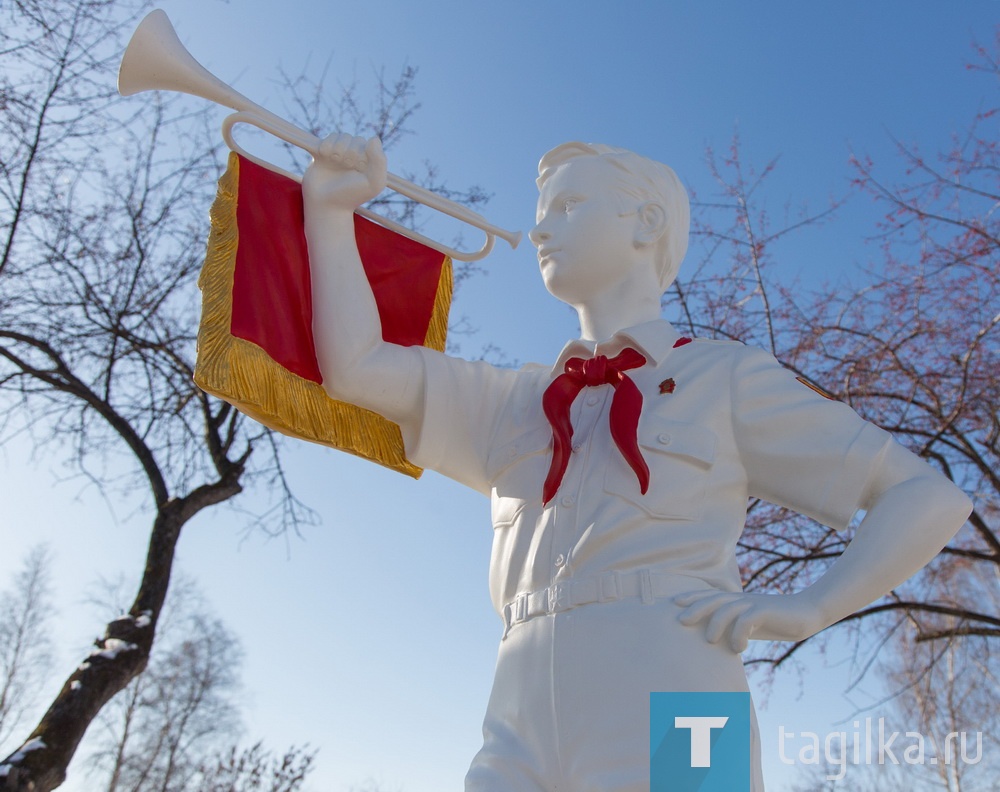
[{"xmin": 194, "ymin": 153, "xmax": 452, "ymax": 478}]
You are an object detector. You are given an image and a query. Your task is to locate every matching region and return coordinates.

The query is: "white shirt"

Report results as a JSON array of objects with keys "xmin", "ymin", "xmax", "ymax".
[{"xmin": 402, "ymin": 319, "xmax": 891, "ymax": 617}]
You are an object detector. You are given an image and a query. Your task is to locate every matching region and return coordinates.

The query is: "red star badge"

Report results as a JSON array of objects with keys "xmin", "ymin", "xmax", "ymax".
[{"xmin": 658, "ymin": 378, "xmax": 676, "ymax": 395}]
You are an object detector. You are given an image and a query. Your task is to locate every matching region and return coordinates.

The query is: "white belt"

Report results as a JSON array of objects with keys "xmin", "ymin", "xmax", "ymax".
[{"xmin": 501, "ymin": 569, "xmax": 707, "ymax": 638}]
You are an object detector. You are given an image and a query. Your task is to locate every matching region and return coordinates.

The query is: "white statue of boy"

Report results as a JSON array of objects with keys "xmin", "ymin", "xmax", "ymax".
[{"xmin": 302, "ymin": 135, "xmax": 972, "ymax": 791}]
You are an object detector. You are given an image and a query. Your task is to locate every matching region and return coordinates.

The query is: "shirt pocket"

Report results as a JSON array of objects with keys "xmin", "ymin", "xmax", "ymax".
[
  {"xmin": 603, "ymin": 415, "xmax": 716, "ymax": 520},
  {"xmin": 488, "ymin": 425, "xmax": 552, "ymax": 527}
]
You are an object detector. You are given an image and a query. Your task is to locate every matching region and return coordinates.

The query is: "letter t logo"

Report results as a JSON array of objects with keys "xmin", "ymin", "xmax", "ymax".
[
  {"xmin": 674, "ymin": 716, "xmax": 729, "ymax": 767},
  {"xmin": 651, "ymin": 693, "xmax": 750, "ymax": 791}
]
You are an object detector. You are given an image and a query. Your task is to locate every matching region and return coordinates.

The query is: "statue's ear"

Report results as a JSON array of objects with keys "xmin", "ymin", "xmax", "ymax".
[{"xmin": 634, "ymin": 202, "xmax": 667, "ymax": 248}]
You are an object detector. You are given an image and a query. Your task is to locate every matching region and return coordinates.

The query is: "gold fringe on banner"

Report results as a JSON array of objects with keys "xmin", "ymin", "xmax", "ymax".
[{"xmin": 194, "ymin": 152, "xmax": 453, "ymax": 479}]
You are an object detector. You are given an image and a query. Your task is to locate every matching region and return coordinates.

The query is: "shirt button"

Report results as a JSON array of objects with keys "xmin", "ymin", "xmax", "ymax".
[
  {"xmin": 554, "ymin": 554, "xmax": 566, "ymax": 567},
  {"xmin": 560, "ymin": 495, "xmax": 575, "ymax": 508},
  {"xmin": 586, "ymin": 394, "xmax": 599, "ymax": 406},
  {"xmin": 572, "ymin": 444, "xmax": 582, "ymax": 454},
  {"xmin": 657, "ymin": 432, "xmax": 671, "ymax": 445}
]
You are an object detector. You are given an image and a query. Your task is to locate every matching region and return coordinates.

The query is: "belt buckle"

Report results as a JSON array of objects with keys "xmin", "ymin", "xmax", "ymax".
[
  {"xmin": 502, "ymin": 594, "xmax": 528, "ymax": 640},
  {"xmin": 515, "ymin": 594, "xmax": 528, "ymax": 622}
]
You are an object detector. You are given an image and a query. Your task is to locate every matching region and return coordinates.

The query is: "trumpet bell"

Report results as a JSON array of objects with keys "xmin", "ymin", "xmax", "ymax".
[{"xmin": 118, "ymin": 9, "xmax": 252, "ymax": 114}]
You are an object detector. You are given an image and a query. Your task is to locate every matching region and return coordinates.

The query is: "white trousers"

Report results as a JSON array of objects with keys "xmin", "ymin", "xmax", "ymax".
[{"xmin": 465, "ymin": 591, "xmax": 765, "ymax": 791}]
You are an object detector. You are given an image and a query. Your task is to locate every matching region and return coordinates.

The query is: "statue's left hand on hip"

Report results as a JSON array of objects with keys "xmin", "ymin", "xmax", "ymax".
[{"xmin": 673, "ymin": 590, "xmax": 825, "ymax": 654}]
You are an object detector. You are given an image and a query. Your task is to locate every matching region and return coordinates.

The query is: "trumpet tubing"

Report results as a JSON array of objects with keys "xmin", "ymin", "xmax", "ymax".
[{"xmin": 118, "ymin": 10, "xmax": 521, "ymax": 262}]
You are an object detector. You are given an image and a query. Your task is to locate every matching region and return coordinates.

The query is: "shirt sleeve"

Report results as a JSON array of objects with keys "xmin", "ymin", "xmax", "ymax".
[
  {"xmin": 399, "ymin": 347, "xmax": 522, "ymax": 495},
  {"xmin": 731, "ymin": 345, "xmax": 892, "ymax": 530}
]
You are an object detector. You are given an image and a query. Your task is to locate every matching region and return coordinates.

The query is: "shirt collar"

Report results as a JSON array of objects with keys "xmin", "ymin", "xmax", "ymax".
[{"xmin": 552, "ymin": 319, "xmax": 683, "ymax": 374}]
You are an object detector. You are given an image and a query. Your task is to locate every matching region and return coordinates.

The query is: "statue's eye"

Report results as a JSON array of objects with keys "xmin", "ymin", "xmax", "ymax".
[{"xmin": 563, "ymin": 199, "xmax": 578, "ymax": 213}]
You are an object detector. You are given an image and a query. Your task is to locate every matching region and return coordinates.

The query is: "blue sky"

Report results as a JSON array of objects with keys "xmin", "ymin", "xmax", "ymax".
[{"xmin": 3, "ymin": 1, "xmax": 997, "ymax": 790}]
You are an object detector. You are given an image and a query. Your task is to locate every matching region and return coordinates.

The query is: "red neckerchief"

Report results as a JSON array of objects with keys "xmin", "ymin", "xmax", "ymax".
[{"xmin": 541, "ymin": 348, "xmax": 648, "ymax": 505}]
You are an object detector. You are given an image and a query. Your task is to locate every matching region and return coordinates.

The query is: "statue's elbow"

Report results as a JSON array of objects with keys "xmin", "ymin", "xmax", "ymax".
[
  {"xmin": 944, "ymin": 483, "xmax": 974, "ymax": 530},
  {"xmin": 318, "ymin": 359, "xmax": 366, "ymax": 404},
  {"xmin": 913, "ymin": 474, "xmax": 973, "ymax": 539}
]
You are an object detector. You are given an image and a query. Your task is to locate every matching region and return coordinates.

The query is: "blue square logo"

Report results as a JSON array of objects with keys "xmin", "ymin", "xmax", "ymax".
[{"xmin": 650, "ymin": 692, "xmax": 751, "ymax": 792}]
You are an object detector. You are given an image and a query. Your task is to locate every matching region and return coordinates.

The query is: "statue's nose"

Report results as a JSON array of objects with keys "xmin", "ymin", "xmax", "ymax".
[{"xmin": 528, "ymin": 222, "xmax": 551, "ymax": 247}]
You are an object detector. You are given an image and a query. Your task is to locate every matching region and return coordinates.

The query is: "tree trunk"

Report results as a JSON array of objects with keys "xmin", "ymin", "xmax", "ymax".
[{"xmin": 0, "ymin": 505, "xmax": 187, "ymax": 791}]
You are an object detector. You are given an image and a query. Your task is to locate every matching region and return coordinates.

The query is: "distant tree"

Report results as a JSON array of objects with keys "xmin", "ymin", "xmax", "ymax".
[
  {"xmin": 348, "ymin": 781, "xmax": 398, "ymax": 792},
  {"xmin": 86, "ymin": 579, "xmax": 243, "ymax": 792},
  {"xmin": 0, "ymin": 547, "xmax": 54, "ymax": 750},
  {"xmin": 0, "ymin": 0, "xmax": 483, "ymax": 788},
  {"xmin": 195, "ymin": 743, "xmax": 316, "ymax": 792},
  {"xmin": 785, "ymin": 621, "xmax": 997, "ymax": 792},
  {"xmin": 876, "ymin": 565, "xmax": 998, "ymax": 792}
]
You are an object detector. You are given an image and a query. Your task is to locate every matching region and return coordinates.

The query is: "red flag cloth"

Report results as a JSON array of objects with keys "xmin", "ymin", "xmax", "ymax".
[{"xmin": 195, "ymin": 153, "xmax": 452, "ymax": 478}]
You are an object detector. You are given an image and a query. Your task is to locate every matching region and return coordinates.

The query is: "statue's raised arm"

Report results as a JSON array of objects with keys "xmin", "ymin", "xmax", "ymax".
[{"xmin": 302, "ymin": 134, "xmax": 426, "ymax": 429}]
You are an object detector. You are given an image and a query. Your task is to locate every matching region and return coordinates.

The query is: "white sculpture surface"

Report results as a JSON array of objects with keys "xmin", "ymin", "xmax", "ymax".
[{"xmin": 302, "ymin": 135, "xmax": 972, "ymax": 791}]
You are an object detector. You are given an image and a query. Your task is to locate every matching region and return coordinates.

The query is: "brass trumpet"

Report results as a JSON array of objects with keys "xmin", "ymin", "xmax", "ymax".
[{"xmin": 118, "ymin": 10, "xmax": 521, "ymax": 262}]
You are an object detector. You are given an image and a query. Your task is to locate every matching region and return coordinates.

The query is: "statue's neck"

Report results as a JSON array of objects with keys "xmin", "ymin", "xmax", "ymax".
[{"xmin": 573, "ymin": 274, "xmax": 663, "ymax": 343}]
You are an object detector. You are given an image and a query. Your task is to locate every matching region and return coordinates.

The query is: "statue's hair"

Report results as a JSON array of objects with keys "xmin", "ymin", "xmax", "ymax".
[{"xmin": 537, "ymin": 142, "xmax": 690, "ymax": 293}]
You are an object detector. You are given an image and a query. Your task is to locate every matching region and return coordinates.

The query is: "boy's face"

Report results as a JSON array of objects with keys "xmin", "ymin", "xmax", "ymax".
[{"xmin": 531, "ymin": 157, "xmax": 645, "ymax": 306}]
